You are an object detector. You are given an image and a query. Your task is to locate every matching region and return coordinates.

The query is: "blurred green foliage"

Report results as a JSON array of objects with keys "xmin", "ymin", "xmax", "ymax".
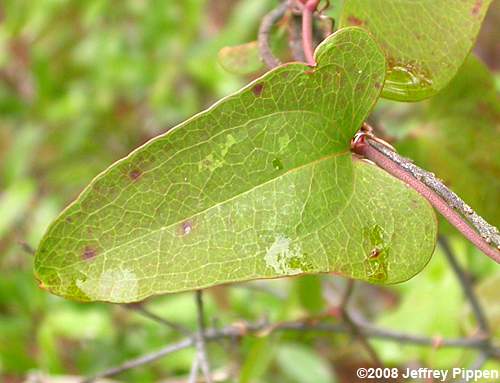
[{"xmin": 0, "ymin": 0, "xmax": 498, "ymax": 382}]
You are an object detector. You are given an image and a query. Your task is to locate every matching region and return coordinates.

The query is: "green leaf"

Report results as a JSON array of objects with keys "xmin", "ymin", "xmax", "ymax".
[
  {"xmin": 0, "ymin": 180, "xmax": 35, "ymax": 239},
  {"xmin": 239, "ymin": 337, "xmax": 276, "ymax": 383},
  {"xmin": 275, "ymin": 343, "xmax": 334, "ymax": 383},
  {"xmin": 34, "ymin": 27, "xmax": 437, "ymax": 303},
  {"xmin": 389, "ymin": 56, "xmax": 500, "ymax": 228},
  {"xmin": 340, "ymin": 0, "xmax": 493, "ymax": 101},
  {"xmin": 218, "ymin": 41, "xmax": 264, "ymax": 75},
  {"xmin": 294, "ymin": 275, "xmax": 325, "ymax": 315}
]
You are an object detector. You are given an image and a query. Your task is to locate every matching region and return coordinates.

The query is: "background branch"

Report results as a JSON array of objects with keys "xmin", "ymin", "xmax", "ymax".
[
  {"xmin": 339, "ymin": 280, "xmax": 383, "ymax": 366},
  {"xmin": 123, "ymin": 304, "xmax": 191, "ymax": 335},
  {"xmin": 188, "ymin": 354, "xmax": 200, "ymax": 383},
  {"xmin": 84, "ymin": 315, "xmax": 499, "ymax": 382},
  {"xmin": 258, "ymin": 1, "xmax": 288, "ymax": 68},
  {"xmin": 439, "ymin": 236, "xmax": 490, "ymax": 335},
  {"xmin": 439, "ymin": 236, "xmax": 493, "ymax": 375},
  {"xmin": 194, "ymin": 290, "xmax": 213, "ymax": 383},
  {"xmin": 288, "ymin": 12, "xmax": 306, "ymax": 62}
]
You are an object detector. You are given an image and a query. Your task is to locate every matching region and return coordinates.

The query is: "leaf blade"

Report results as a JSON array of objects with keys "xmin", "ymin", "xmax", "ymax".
[
  {"xmin": 392, "ymin": 56, "xmax": 500, "ymax": 228},
  {"xmin": 340, "ymin": 0, "xmax": 493, "ymax": 101},
  {"xmin": 34, "ymin": 28, "xmax": 436, "ymax": 303}
]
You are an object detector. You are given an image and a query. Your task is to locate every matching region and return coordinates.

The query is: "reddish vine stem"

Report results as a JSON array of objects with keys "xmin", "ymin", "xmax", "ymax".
[
  {"xmin": 364, "ymin": 133, "xmax": 500, "ymax": 249},
  {"xmin": 302, "ymin": 0, "xmax": 320, "ymax": 65},
  {"xmin": 352, "ymin": 131, "xmax": 500, "ymax": 263}
]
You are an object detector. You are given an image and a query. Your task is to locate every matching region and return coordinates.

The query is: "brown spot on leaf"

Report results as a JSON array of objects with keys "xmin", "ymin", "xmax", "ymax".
[
  {"xmin": 304, "ymin": 68, "xmax": 315, "ymax": 75},
  {"xmin": 370, "ymin": 248, "xmax": 380, "ymax": 259},
  {"xmin": 374, "ymin": 82, "xmax": 382, "ymax": 89},
  {"xmin": 252, "ymin": 83, "xmax": 264, "ymax": 96},
  {"xmin": 179, "ymin": 220, "xmax": 193, "ymax": 236},
  {"xmin": 38, "ymin": 280, "xmax": 47, "ymax": 289},
  {"xmin": 471, "ymin": 0, "xmax": 483, "ymax": 17},
  {"xmin": 129, "ymin": 168, "xmax": 142, "ymax": 181},
  {"xmin": 355, "ymin": 82, "xmax": 365, "ymax": 92},
  {"xmin": 82, "ymin": 246, "xmax": 97, "ymax": 260},
  {"xmin": 347, "ymin": 15, "xmax": 364, "ymax": 26}
]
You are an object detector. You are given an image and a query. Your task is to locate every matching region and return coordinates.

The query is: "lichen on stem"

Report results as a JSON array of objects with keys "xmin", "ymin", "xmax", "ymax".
[{"xmin": 352, "ymin": 125, "xmax": 500, "ymax": 264}]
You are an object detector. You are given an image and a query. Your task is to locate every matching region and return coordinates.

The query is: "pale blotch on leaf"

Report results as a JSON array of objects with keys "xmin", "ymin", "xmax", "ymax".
[
  {"xmin": 199, "ymin": 134, "xmax": 237, "ymax": 172},
  {"xmin": 364, "ymin": 224, "xmax": 390, "ymax": 282},
  {"xmin": 265, "ymin": 235, "xmax": 305, "ymax": 275},
  {"xmin": 76, "ymin": 269, "xmax": 139, "ymax": 302}
]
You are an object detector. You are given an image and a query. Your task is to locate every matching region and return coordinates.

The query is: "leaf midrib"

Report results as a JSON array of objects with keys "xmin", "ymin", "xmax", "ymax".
[{"xmin": 53, "ymin": 150, "xmax": 351, "ymax": 272}]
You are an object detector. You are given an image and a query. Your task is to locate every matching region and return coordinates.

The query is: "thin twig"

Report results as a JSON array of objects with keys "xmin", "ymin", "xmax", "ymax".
[
  {"xmin": 302, "ymin": 0, "xmax": 320, "ymax": 65},
  {"xmin": 83, "ymin": 316, "xmax": 499, "ymax": 382},
  {"xmin": 194, "ymin": 290, "xmax": 212, "ymax": 383},
  {"xmin": 466, "ymin": 351, "xmax": 490, "ymax": 374},
  {"xmin": 81, "ymin": 337, "xmax": 195, "ymax": 383},
  {"xmin": 123, "ymin": 304, "xmax": 191, "ymax": 335},
  {"xmin": 438, "ymin": 236, "xmax": 490, "ymax": 334},
  {"xmin": 188, "ymin": 354, "xmax": 200, "ymax": 383},
  {"xmin": 19, "ymin": 241, "xmax": 35, "ymax": 256},
  {"xmin": 258, "ymin": 1, "xmax": 288, "ymax": 69},
  {"xmin": 317, "ymin": 13, "xmax": 334, "ymax": 40},
  {"xmin": 339, "ymin": 279, "xmax": 355, "ymax": 308},
  {"xmin": 351, "ymin": 127, "xmax": 500, "ymax": 263},
  {"xmin": 339, "ymin": 280, "xmax": 383, "ymax": 366},
  {"xmin": 438, "ymin": 236, "xmax": 494, "ymax": 381}
]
